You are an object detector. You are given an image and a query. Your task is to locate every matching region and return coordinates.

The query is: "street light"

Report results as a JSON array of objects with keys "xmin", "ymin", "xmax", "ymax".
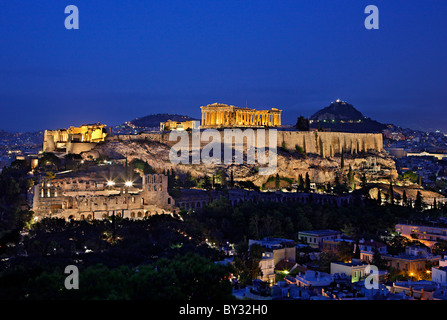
[
  {"xmin": 125, "ymin": 181, "xmax": 133, "ymax": 187},
  {"xmin": 107, "ymin": 181, "xmax": 115, "ymax": 187}
]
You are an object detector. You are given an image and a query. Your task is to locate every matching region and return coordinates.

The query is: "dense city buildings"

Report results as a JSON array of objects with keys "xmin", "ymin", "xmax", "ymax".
[{"xmin": 1, "ymin": 103, "xmax": 447, "ymax": 303}]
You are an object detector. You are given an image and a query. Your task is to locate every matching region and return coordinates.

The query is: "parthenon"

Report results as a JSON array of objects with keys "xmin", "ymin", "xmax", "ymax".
[{"xmin": 200, "ymin": 103, "xmax": 282, "ymax": 128}]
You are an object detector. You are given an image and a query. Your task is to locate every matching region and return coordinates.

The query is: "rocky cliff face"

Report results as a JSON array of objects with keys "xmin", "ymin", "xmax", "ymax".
[{"xmin": 81, "ymin": 139, "xmax": 397, "ymax": 188}]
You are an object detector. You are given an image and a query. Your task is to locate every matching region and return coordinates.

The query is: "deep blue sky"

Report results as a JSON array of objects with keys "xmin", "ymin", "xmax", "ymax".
[{"xmin": 1, "ymin": 0, "xmax": 446, "ymax": 132}]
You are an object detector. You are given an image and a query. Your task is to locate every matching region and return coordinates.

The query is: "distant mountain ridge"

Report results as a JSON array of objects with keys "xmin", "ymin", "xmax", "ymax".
[
  {"xmin": 127, "ymin": 113, "xmax": 199, "ymax": 128},
  {"xmin": 309, "ymin": 100, "xmax": 387, "ymax": 133}
]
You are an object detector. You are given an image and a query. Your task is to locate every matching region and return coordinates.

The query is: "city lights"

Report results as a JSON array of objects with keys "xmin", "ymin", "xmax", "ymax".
[{"xmin": 3, "ymin": 1, "xmax": 446, "ymax": 305}]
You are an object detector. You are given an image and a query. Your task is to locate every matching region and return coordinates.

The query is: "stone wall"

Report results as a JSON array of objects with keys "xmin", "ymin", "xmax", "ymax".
[
  {"xmin": 277, "ymin": 131, "xmax": 383, "ymax": 157},
  {"xmin": 108, "ymin": 130, "xmax": 383, "ymax": 158},
  {"xmin": 66, "ymin": 142, "xmax": 98, "ymax": 154}
]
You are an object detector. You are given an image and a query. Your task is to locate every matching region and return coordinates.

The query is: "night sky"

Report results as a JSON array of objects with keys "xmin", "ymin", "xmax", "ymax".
[{"xmin": 1, "ymin": 1, "xmax": 446, "ymax": 132}]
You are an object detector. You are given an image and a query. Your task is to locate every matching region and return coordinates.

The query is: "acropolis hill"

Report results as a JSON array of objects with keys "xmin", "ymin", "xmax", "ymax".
[
  {"xmin": 41, "ymin": 103, "xmax": 394, "ymax": 188},
  {"xmin": 120, "ymin": 102, "xmax": 383, "ymax": 157}
]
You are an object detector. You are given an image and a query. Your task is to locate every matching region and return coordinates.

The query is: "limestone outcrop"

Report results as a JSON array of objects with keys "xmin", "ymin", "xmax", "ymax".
[{"xmin": 81, "ymin": 138, "xmax": 396, "ymax": 188}]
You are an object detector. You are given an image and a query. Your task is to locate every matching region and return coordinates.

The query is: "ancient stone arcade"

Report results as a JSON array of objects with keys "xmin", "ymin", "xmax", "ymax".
[{"xmin": 32, "ymin": 174, "xmax": 176, "ymax": 221}]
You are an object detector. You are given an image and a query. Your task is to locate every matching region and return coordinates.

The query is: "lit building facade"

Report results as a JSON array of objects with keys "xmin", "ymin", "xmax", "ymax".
[
  {"xmin": 200, "ymin": 103, "xmax": 282, "ymax": 128},
  {"xmin": 160, "ymin": 120, "xmax": 200, "ymax": 131},
  {"xmin": 43, "ymin": 123, "xmax": 109, "ymax": 154}
]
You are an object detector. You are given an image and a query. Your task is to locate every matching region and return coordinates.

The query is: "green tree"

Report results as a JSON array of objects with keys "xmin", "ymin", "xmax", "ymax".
[
  {"xmin": 341, "ymin": 223, "xmax": 357, "ymax": 238},
  {"xmin": 402, "ymin": 189, "xmax": 408, "ymax": 205},
  {"xmin": 333, "ymin": 176, "xmax": 348, "ymax": 195},
  {"xmin": 432, "ymin": 240, "xmax": 447, "ymax": 255},
  {"xmin": 295, "ymin": 144, "xmax": 306, "ymax": 157},
  {"xmin": 347, "ymin": 165, "xmax": 355, "ymax": 190},
  {"xmin": 371, "ymin": 248, "xmax": 388, "ymax": 270},
  {"xmin": 387, "ymin": 235, "xmax": 412, "ymax": 255},
  {"xmin": 298, "ymin": 174, "xmax": 304, "ymax": 190},
  {"xmin": 295, "ymin": 116, "xmax": 310, "ymax": 131},
  {"xmin": 403, "ymin": 171, "xmax": 418, "ymax": 183},
  {"xmin": 202, "ymin": 174, "xmax": 212, "ymax": 190},
  {"xmin": 40, "ymin": 152, "xmax": 61, "ymax": 167},
  {"xmin": 305, "ymin": 172, "xmax": 311, "ymax": 191},
  {"xmin": 337, "ymin": 241, "xmax": 354, "ymax": 262},
  {"xmin": 389, "ymin": 178, "xmax": 395, "ymax": 205},
  {"xmin": 414, "ymin": 191, "xmax": 424, "ymax": 211},
  {"xmin": 130, "ymin": 159, "xmax": 155, "ymax": 174},
  {"xmin": 317, "ymin": 251, "xmax": 340, "ymax": 273},
  {"xmin": 233, "ymin": 241, "xmax": 264, "ymax": 286}
]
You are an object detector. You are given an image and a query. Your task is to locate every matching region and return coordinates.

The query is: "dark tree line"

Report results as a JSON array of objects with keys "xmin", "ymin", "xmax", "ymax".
[{"xmin": 0, "ymin": 252, "xmax": 233, "ymax": 300}]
